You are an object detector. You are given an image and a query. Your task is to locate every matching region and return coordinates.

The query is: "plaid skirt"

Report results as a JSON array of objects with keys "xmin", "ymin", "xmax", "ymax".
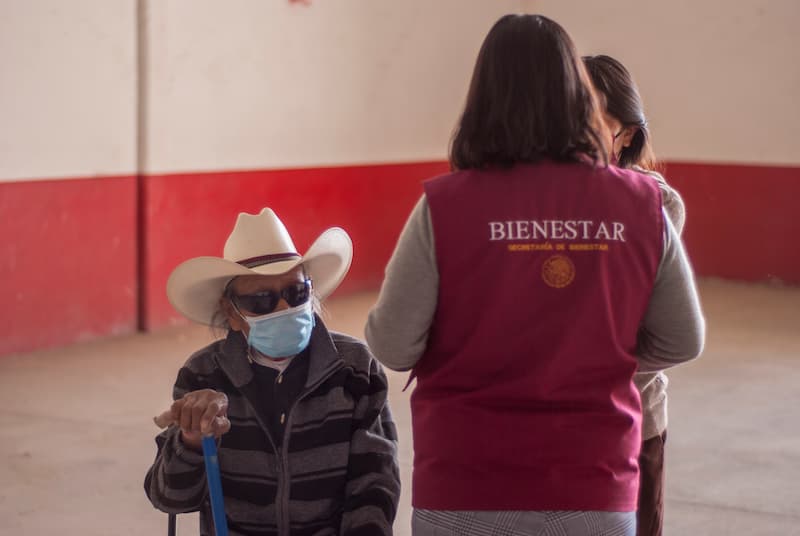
[{"xmin": 412, "ymin": 509, "xmax": 636, "ymax": 536}]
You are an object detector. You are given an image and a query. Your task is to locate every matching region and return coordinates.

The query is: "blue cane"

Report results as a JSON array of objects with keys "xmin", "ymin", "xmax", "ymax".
[{"xmin": 202, "ymin": 435, "xmax": 229, "ymax": 536}]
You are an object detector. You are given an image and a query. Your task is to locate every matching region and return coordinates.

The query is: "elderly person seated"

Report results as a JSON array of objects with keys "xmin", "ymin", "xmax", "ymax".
[{"xmin": 144, "ymin": 208, "xmax": 400, "ymax": 536}]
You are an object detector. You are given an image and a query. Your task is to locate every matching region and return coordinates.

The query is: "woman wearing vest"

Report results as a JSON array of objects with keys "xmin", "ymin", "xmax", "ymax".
[
  {"xmin": 366, "ymin": 14, "xmax": 705, "ymax": 536},
  {"xmin": 584, "ymin": 54, "xmax": 685, "ymax": 536},
  {"xmin": 144, "ymin": 208, "xmax": 400, "ymax": 535}
]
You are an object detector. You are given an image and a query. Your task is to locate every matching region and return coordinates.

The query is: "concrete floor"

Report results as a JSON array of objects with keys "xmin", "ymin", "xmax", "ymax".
[{"xmin": 0, "ymin": 278, "xmax": 798, "ymax": 536}]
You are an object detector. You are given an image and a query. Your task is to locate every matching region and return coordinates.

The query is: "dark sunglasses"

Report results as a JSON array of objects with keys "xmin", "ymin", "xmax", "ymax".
[{"xmin": 230, "ymin": 279, "xmax": 312, "ymax": 316}]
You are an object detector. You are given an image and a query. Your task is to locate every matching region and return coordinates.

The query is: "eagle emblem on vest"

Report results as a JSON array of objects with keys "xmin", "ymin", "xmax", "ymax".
[{"xmin": 541, "ymin": 255, "xmax": 575, "ymax": 288}]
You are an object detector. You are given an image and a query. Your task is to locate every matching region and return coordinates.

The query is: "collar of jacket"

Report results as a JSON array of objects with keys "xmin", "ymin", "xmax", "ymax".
[{"xmin": 217, "ymin": 314, "xmax": 345, "ymax": 389}]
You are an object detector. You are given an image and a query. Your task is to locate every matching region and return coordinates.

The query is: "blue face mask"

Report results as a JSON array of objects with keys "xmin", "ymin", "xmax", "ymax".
[{"xmin": 241, "ymin": 301, "xmax": 315, "ymax": 358}]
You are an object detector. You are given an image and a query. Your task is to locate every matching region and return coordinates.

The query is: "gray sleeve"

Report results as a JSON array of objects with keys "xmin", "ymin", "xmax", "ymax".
[
  {"xmin": 636, "ymin": 210, "xmax": 706, "ymax": 372},
  {"xmin": 365, "ymin": 195, "xmax": 439, "ymax": 371}
]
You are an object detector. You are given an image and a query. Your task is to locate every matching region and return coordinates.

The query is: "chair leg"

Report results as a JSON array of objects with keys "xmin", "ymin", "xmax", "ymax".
[{"xmin": 167, "ymin": 513, "xmax": 176, "ymax": 536}]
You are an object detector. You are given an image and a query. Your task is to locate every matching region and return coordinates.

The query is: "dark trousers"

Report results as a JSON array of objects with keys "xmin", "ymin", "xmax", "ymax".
[{"xmin": 637, "ymin": 431, "xmax": 667, "ymax": 536}]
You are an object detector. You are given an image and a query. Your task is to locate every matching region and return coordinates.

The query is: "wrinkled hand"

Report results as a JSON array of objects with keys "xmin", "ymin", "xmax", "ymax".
[{"xmin": 154, "ymin": 389, "xmax": 231, "ymax": 451}]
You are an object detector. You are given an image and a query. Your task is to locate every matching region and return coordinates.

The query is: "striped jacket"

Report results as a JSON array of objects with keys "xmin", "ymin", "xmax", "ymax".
[{"xmin": 144, "ymin": 319, "xmax": 400, "ymax": 536}]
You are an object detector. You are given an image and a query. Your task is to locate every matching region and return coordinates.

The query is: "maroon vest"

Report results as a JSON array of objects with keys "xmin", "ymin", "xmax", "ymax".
[{"xmin": 412, "ymin": 160, "xmax": 663, "ymax": 511}]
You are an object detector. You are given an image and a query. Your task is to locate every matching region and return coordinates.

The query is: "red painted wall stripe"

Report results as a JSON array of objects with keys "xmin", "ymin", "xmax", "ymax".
[
  {"xmin": 141, "ymin": 161, "xmax": 450, "ymax": 330},
  {"xmin": 142, "ymin": 160, "xmax": 800, "ymax": 331},
  {"xmin": 0, "ymin": 176, "xmax": 138, "ymax": 355},
  {"xmin": 664, "ymin": 162, "xmax": 800, "ymax": 285},
  {"xmin": 1, "ymin": 160, "xmax": 797, "ymax": 355}
]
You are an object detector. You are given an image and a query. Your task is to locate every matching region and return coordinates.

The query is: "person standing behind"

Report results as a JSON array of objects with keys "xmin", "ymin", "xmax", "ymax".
[
  {"xmin": 366, "ymin": 14, "xmax": 705, "ymax": 536},
  {"xmin": 584, "ymin": 53, "xmax": 686, "ymax": 536}
]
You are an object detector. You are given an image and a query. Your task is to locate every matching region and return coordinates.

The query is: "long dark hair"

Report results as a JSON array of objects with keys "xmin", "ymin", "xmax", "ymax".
[
  {"xmin": 449, "ymin": 14, "xmax": 608, "ymax": 170},
  {"xmin": 583, "ymin": 54, "xmax": 656, "ymax": 170}
]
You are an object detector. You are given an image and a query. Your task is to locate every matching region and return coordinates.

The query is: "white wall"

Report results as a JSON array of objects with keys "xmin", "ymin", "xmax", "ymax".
[
  {"xmin": 1, "ymin": 0, "xmax": 796, "ymax": 182},
  {"xmin": 528, "ymin": 0, "xmax": 800, "ymax": 166},
  {"xmin": 145, "ymin": 0, "xmax": 800, "ymax": 173},
  {"xmin": 143, "ymin": 0, "xmax": 525, "ymax": 174},
  {"xmin": 0, "ymin": 0, "xmax": 137, "ymax": 182}
]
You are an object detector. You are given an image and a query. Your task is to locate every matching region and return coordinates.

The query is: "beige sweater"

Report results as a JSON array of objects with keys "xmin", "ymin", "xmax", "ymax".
[{"xmin": 634, "ymin": 169, "xmax": 687, "ymax": 439}]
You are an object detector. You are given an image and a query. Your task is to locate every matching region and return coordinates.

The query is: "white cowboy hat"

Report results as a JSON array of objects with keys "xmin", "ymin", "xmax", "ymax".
[{"xmin": 166, "ymin": 208, "xmax": 352, "ymax": 326}]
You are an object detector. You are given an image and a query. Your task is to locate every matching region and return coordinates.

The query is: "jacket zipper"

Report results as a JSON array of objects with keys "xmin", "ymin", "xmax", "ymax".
[{"xmin": 276, "ymin": 361, "xmax": 345, "ymax": 536}]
